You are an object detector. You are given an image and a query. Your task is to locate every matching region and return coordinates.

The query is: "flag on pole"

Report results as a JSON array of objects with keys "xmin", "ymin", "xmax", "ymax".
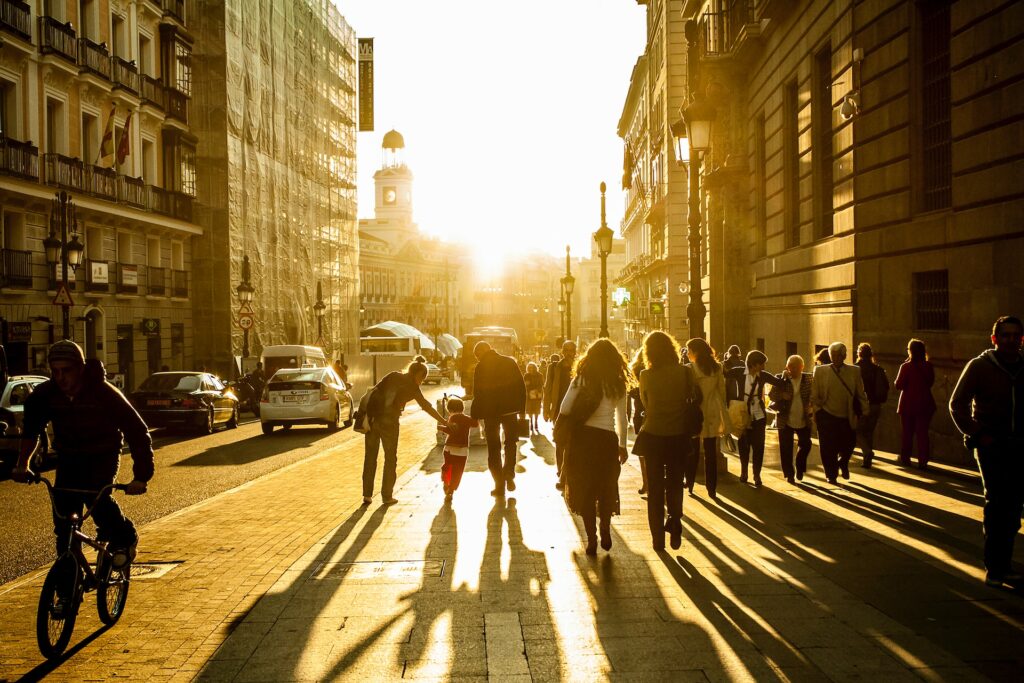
[
  {"xmin": 96, "ymin": 103, "xmax": 116, "ymax": 167},
  {"xmin": 116, "ymin": 109, "xmax": 133, "ymax": 166}
]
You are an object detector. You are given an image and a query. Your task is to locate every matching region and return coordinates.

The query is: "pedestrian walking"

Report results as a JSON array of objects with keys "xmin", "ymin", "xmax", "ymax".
[
  {"xmin": 470, "ymin": 342, "xmax": 527, "ymax": 496},
  {"xmin": 725, "ymin": 350, "xmax": 786, "ymax": 487},
  {"xmin": 811, "ymin": 342, "xmax": 868, "ymax": 484},
  {"xmin": 894, "ymin": 338, "xmax": 936, "ymax": 469},
  {"xmin": 361, "ymin": 361, "xmax": 448, "ymax": 505},
  {"xmin": 723, "ymin": 345, "xmax": 745, "ymax": 371},
  {"xmin": 949, "ymin": 315, "xmax": 1024, "ymax": 587},
  {"xmin": 768, "ymin": 355, "xmax": 813, "ymax": 483},
  {"xmin": 523, "ymin": 362, "xmax": 545, "ymax": 433},
  {"xmin": 684, "ymin": 338, "xmax": 730, "ymax": 498},
  {"xmin": 626, "ymin": 349, "xmax": 648, "ymax": 496},
  {"xmin": 633, "ymin": 331, "xmax": 697, "ymax": 550},
  {"xmin": 544, "ymin": 341, "xmax": 577, "ymax": 482},
  {"xmin": 815, "ymin": 348, "xmax": 831, "ymax": 366},
  {"xmin": 855, "ymin": 343, "xmax": 890, "ymax": 468},
  {"xmin": 558, "ymin": 339, "xmax": 632, "ymax": 555},
  {"xmin": 438, "ymin": 397, "xmax": 478, "ymax": 502}
]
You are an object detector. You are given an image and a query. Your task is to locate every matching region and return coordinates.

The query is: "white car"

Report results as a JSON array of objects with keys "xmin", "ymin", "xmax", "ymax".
[
  {"xmin": 259, "ymin": 367, "xmax": 353, "ymax": 435},
  {"xmin": 0, "ymin": 375, "xmax": 54, "ymax": 466},
  {"xmin": 424, "ymin": 363, "xmax": 443, "ymax": 385}
]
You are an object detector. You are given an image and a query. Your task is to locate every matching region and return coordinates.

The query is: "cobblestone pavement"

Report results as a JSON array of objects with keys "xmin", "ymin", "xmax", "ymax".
[{"xmin": 0, "ymin": 415, "xmax": 1021, "ymax": 682}]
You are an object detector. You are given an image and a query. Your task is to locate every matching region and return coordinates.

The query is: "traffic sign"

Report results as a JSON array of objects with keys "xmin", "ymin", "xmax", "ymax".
[
  {"xmin": 238, "ymin": 314, "xmax": 254, "ymax": 330},
  {"xmin": 53, "ymin": 282, "xmax": 74, "ymax": 307},
  {"xmin": 238, "ymin": 303, "xmax": 254, "ymax": 316}
]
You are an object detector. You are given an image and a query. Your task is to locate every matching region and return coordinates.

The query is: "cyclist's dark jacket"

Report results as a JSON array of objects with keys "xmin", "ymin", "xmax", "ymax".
[{"xmin": 23, "ymin": 377, "xmax": 154, "ymax": 487}]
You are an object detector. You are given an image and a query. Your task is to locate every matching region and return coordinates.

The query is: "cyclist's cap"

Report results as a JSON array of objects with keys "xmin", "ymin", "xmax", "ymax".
[{"xmin": 48, "ymin": 340, "xmax": 85, "ymax": 366}]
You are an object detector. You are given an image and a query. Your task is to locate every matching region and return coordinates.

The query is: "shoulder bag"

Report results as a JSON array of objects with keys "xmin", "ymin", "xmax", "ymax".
[
  {"xmin": 833, "ymin": 366, "xmax": 863, "ymax": 418},
  {"xmin": 727, "ymin": 375, "xmax": 756, "ymax": 436}
]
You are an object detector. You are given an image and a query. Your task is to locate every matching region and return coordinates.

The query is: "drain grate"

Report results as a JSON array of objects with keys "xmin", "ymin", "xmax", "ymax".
[
  {"xmin": 309, "ymin": 560, "xmax": 445, "ymax": 581},
  {"xmin": 130, "ymin": 561, "xmax": 184, "ymax": 580}
]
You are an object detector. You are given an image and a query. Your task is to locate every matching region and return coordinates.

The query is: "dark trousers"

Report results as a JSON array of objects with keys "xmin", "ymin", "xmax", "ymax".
[
  {"xmin": 484, "ymin": 414, "xmax": 519, "ymax": 487},
  {"xmin": 684, "ymin": 437, "xmax": 719, "ymax": 495},
  {"xmin": 856, "ymin": 403, "xmax": 882, "ymax": 462},
  {"xmin": 52, "ymin": 488, "xmax": 136, "ymax": 556},
  {"xmin": 975, "ymin": 440, "xmax": 1024, "ymax": 576},
  {"xmin": 643, "ymin": 436, "xmax": 688, "ymax": 543},
  {"xmin": 900, "ymin": 412, "xmax": 932, "ymax": 465},
  {"xmin": 778, "ymin": 424, "xmax": 812, "ymax": 479},
  {"xmin": 555, "ymin": 439, "xmax": 567, "ymax": 476},
  {"xmin": 441, "ymin": 451, "xmax": 468, "ymax": 493},
  {"xmin": 363, "ymin": 415, "xmax": 400, "ymax": 498},
  {"xmin": 816, "ymin": 411, "xmax": 854, "ymax": 481},
  {"xmin": 738, "ymin": 419, "xmax": 767, "ymax": 479}
]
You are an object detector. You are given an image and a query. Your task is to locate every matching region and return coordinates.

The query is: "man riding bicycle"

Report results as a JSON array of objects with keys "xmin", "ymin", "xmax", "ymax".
[{"xmin": 12, "ymin": 341, "xmax": 152, "ymax": 579}]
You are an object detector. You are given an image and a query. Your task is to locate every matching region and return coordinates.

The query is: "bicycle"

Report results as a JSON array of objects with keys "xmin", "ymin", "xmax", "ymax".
[{"xmin": 30, "ymin": 474, "xmax": 133, "ymax": 659}]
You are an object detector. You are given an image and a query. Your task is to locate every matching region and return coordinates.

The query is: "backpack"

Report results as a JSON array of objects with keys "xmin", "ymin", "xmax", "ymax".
[{"xmin": 875, "ymin": 365, "xmax": 890, "ymax": 404}]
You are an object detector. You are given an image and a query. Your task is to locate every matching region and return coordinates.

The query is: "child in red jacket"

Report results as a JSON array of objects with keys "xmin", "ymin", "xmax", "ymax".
[{"xmin": 438, "ymin": 397, "xmax": 477, "ymax": 501}]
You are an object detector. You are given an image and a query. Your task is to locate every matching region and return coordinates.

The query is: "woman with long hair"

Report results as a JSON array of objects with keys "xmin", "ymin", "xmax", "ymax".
[
  {"xmin": 895, "ymin": 338, "xmax": 936, "ymax": 469},
  {"xmin": 626, "ymin": 349, "xmax": 649, "ymax": 495},
  {"xmin": 684, "ymin": 338, "xmax": 729, "ymax": 499},
  {"xmin": 523, "ymin": 362, "xmax": 545, "ymax": 433},
  {"xmin": 633, "ymin": 331, "xmax": 697, "ymax": 550},
  {"xmin": 558, "ymin": 338, "xmax": 633, "ymax": 555}
]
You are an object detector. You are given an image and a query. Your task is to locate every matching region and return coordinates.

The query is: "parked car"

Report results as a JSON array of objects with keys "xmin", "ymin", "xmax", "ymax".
[
  {"xmin": 0, "ymin": 375, "xmax": 53, "ymax": 466},
  {"xmin": 129, "ymin": 372, "xmax": 239, "ymax": 433},
  {"xmin": 424, "ymin": 363, "xmax": 444, "ymax": 385},
  {"xmin": 259, "ymin": 366, "xmax": 353, "ymax": 435}
]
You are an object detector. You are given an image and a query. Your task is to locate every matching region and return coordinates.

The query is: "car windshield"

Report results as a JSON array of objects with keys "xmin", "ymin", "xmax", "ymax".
[
  {"xmin": 139, "ymin": 374, "xmax": 202, "ymax": 392},
  {"xmin": 270, "ymin": 370, "xmax": 324, "ymax": 384}
]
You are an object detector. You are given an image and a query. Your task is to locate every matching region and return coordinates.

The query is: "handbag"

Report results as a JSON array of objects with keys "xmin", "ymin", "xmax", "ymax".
[
  {"xmin": 681, "ymin": 376, "xmax": 703, "ymax": 438},
  {"xmin": 516, "ymin": 416, "xmax": 531, "ymax": 439},
  {"xmin": 728, "ymin": 400, "xmax": 751, "ymax": 436}
]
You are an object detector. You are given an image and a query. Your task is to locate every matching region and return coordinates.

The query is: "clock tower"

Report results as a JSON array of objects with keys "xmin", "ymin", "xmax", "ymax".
[{"xmin": 374, "ymin": 129, "xmax": 414, "ymax": 226}]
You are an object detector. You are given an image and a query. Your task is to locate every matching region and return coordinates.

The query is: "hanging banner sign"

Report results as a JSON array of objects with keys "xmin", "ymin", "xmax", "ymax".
[
  {"xmin": 358, "ymin": 38, "xmax": 374, "ymax": 132},
  {"xmin": 8, "ymin": 322, "xmax": 31, "ymax": 342},
  {"xmin": 91, "ymin": 261, "xmax": 109, "ymax": 284},
  {"xmin": 649, "ymin": 300, "xmax": 665, "ymax": 316}
]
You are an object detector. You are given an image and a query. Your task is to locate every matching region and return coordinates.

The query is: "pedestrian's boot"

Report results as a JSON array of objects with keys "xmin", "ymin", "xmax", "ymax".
[
  {"xmin": 740, "ymin": 464, "xmax": 749, "ymax": 484},
  {"xmin": 600, "ymin": 520, "xmax": 612, "ymax": 551}
]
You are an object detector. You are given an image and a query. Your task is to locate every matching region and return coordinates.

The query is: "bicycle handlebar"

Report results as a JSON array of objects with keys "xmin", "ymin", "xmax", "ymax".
[{"xmin": 31, "ymin": 475, "xmax": 130, "ymax": 523}]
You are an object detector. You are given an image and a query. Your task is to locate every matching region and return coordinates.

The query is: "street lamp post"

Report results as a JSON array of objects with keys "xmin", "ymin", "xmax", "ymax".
[
  {"xmin": 314, "ymin": 279, "xmax": 326, "ymax": 347},
  {"xmin": 557, "ymin": 297, "xmax": 566, "ymax": 340},
  {"xmin": 560, "ymin": 245, "xmax": 575, "ymax": 341},
  {"xmin": 236, "ymin": 254, "xmax": 254, "ymax": 359},
  {"xmin": 593, "ymin": 181, "xmax": 614, "ymax": 339},
  {"xmin": 43, "ymin": 192, "xmax": 85, "ymax": 340}
]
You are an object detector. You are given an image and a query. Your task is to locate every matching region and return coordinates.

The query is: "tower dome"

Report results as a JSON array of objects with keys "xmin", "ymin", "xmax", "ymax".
[{"xmin": 382, "ymin": 129, "xmax": 405, "ymax": 150}]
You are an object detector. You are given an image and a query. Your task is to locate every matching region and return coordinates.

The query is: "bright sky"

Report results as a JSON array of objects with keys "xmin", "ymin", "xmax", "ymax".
[{"xmin": 335, "ymin": 1, "xmax": 647, "ymax": 266}]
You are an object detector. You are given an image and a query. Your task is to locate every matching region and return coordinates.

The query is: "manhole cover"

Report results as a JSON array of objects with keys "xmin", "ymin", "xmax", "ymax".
[
  {"xmin": 310, "ymin": 560, "xmax": 445, "ymax": 581},
  {"xmin": 131, "ymin": 562, "xmax": 183, "ymax": 580}
]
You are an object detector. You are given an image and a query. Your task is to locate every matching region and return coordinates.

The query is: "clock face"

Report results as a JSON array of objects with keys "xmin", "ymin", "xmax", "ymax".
[{"xmin": 383, "ymin": 187, "xmax": 397, "ymax": 204}]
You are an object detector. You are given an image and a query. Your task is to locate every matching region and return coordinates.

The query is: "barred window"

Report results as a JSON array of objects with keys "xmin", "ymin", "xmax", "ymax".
[
  {"xmin": 913, "ymin": 270, "xmax": 949, "ymax": 330},
  {"xmin": 919, "ymin": 1, "xmax": 952, "ymax": 211},
  {"xmin": 784, "ymin": 80, "xmax": 800, "ymax": 248},
  {"xmin": 813, "ymin": 43, "xmax": 834, "ymax": 238},
  {"xmin": 755, "ymin": 113, "xmax": 767, "ymax": 257}
]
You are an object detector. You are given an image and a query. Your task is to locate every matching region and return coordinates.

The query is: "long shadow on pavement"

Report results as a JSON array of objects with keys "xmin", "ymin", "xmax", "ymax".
[{"xmin": 173, "ymin": 430, "xmax": 333, "ymax": 467}]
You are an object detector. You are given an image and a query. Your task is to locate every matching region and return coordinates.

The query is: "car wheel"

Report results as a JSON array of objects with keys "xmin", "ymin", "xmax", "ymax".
[
  {"xmin": 261, "ymin": 422, "xmax": 274, "ymax": 435},
  {"xmin": 327, "ymin": 403, "xmax": 341, "ymax": 431},
  {"xmin": 201, "ymin": 406, "xmax": 215, "ymax": 435},
  {"xmin": 227, "ymin": 406, "xmax": 238, "ymax": 429}
]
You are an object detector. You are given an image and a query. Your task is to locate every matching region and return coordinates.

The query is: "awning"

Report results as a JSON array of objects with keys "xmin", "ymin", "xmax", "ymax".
[
  {"xmin": 360, "ymin": 321, "xmax": 435, "ymax": 351},
  {"xmin": 435, "ymin": 333, "xmax": 463, "ymax": 357}
]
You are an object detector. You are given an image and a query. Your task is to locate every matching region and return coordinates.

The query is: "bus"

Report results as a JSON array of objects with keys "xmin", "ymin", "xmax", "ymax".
[{"xmin": 460, "ymin": 326, "xmax": 520, "ymax": 395}]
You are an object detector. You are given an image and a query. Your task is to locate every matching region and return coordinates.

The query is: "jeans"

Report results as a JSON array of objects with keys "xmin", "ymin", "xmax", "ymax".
[
  {"xmin": 975, "ymin": 439, "xmax": 1024, "ymax": 576},
  {"xmin": 856, "ymin": 403, "xmax": 882, "ymax": 463},
  {"xmin": 900, "ymin": 411, "xmax": 932, "ymax": 465},
  {"xmin": 484, "ymin": 414, "xmax": 519, "ymax": 487},
  {"xmin": 738, "ymin": 419, "xmax": 767, "ymax": 480},
  {"xmin": 643, "ymin": 435, "xmax": 689, "ymax": 544},
  {"xmin": 684, "ymin": 437, "xmax": 719, "ymax": 495},
  {"xmin": 816, "ymin": 410, "xmax": 854, "ymax": 481},
  {"xmin": 363, "ymin": 415, "xmax": 400, "ymax": 498},
  {"xmin": 52, "ymin": 487, "xmax": 136, "ymax": 556},
  {"xmin": 778, "ymin": 424, "xmax": 812, "ymax": 479}
]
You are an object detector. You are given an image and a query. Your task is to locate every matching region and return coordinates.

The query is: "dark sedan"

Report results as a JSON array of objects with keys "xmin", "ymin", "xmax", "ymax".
[{"xmin": 129, "ymin": 372, "xmax": 239, "ymax": 433}]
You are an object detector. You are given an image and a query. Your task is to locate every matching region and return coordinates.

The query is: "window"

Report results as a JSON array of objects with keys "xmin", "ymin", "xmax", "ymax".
[
  {"xmin": 175, "ymin": 42, "xmax": 192, "ymax": 95},
  {"xmin": 138, "ymin": 34, "xmax": 153, "ymax": 76},
  {"xmin": 86, "ymin": 225, "xmax": 103, "ymax": 260},
  {"xmin": 756, "ymin": 338, "xmax": 766, "ymax": 352},
  {"xmin": 784, "ymin": 80, "xmax": 800, "ymax": 248},
  {"xmin": 81, "ymin": 112, "xmax": 98, "ymax": 164},
  {"xmin": 111, "ymin": 14, "xmax": 127, "ymax": 57},
  {"xmin": 786, "ymin": 341, "xmax": 798, "ymax": 358},
  {"xmin": 0, "ymin": 79, "xmax": 16, "ymax": 139},
  {"xmin": 813, "ymin": 43, "xmax": 834, "ymax": 238},
  {"xmin": 2, "ymin": 211, "xmax": 26, "ymax": 250},
  {"xmin": 913, "ymin": 270, "xmax": 949, "ymax": 330},
  {"xmin": 147, "ymin": 237, "xmax": 161, "ymax": 266},
  {"xmin": 142, "ymin": 139, "xmax": 157, "ymax": 183},
  {"xmin": 180, "ymin": 145, "xmax": 195, "ymax": 196},
  {"xmin": 171, "ymin": 241, "xmax": 183, "ymax": 270},
  {"xmin": 117, "ymin": 232, "xmax": 133, "ymax": 264},
  {"xmin": 918, "ymin": 1, "xmax": 952, "ymax": 211},
  {"xmin": 46, "ymin": 97, "xmax": 66, "ymax": 154},
  {"xmin": 755, "ymin": 113, "xmax": 767, "ymax": 257},
  {"xmin": 79, "ymin": 0, "xmax": 98, "ymax": 41}
]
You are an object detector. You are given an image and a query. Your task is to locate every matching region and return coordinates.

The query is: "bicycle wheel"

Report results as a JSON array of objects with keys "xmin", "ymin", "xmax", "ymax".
[
  {"xmin": 36, "ymin": 557, "xmax": 80, "ymax": 658},
  {"xmin": 97, "ymin": 560, "xmax": 130, "ymax": 625}
]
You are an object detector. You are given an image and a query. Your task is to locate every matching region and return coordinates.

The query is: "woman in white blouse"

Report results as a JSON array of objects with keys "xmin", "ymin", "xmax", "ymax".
[{"xmin": 558, "ymin": 338, "xmax": 633, "ymax": 555}]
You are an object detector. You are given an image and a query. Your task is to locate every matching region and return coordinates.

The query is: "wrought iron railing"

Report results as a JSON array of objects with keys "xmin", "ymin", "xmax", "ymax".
[
  {"xmin": 111, "ymin": 56, "xmax": 140, "ymax": 94},
  {"xmin": 78, "ymin": 38, "xmax": 111, "ymax": 79},
  {"xmin": 82, "ymin": 258, "xmax": 110, "ymax": 293},
  {"xmin": 43, "ymin": 153, "xmax": 84, "ymax": 190},
  {"xmin": 700, "ymin": 0, "xmax": 757, "ymax": 57},
  {"xmin": 141, "ymin": 75, "xmax": 164, "ymax": 108},
  {"xmin": 171, "ymin": 269, "xmax": 188, "ymax": 298},
  {"xmin": 117, "ymin": 262, "xmax": 139, "ymax": 294},
  {"xmin": 0, "ymin": 248, "xmax": 31, "ymax": 288},
  {"xmin": 166, "ymin": 88, "xmax": 188, "ymax": 123},
  {"xmin": 84, "ymin": 164, "xmax": 117, "ymax": 200},
  {"xmin": 118, "ymin": 175, "xmax": 146, "ymax": 208},
  {"xmin": 148, "ymin": 266, "xmax": 166, "ymax": 295},
  {"xmin": 0, "ymin": 0, "xmax": 31, "ymax": 40},
  {"xmin": 39, "ymin": 16, "xmax": 77, "ymax": 63},
  {"xmin": 0, "ymin": 137, "xmax": 38, "ymax": 179},
  {"xmin": 148, "ymin": 185, "xmax": 170, "ymax": 215},
  {"xmin": 168, "ymin": 191, "xmax": 193, "ymax": 222},
  {"xmin": 162, "ymin": 0, "xmax": 186, "ymax": 24}
]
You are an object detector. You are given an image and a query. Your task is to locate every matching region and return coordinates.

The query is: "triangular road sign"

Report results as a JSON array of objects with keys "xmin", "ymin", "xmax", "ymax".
[{"xmin": 53, "ymin": 282, "xmax": 74, "ymax": 307}]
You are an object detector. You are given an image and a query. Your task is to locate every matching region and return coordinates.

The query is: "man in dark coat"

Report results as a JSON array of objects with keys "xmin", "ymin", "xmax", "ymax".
[
  {"xmin": 470, "ymin": 342, "xmax": 526, "ymax": 496},
  {"xmin": 544, "ymin": 340, "xmax": 576, "ymax": 477}
]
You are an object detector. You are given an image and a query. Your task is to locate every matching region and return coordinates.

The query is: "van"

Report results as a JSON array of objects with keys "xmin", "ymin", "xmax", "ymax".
[{"xmin": 260, "ymin": 345, "xmax": 328, "ymax": 379}]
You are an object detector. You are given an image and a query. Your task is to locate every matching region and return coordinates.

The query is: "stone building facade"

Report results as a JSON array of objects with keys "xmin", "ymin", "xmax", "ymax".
[
  {"xmin": 688, "ymin": 0, "xmax": 1024, "ymax": 462},
  {"xmin": 0, "ymin": 0, "xmax": 198, "ymax": 389},
  {"xmin": 576, "ymin": 237, "xmax": 628, "ymax": 349},
  {"xmin": 191, "ymin": 0, "xmax": 359, "ymax": 374}
]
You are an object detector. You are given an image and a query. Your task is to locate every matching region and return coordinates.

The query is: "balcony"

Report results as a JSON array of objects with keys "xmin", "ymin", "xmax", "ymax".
[
  {"xmin": 0, "ymin": 0, "xmax": 31, "ymax": 41},
  {"xmin": 117, "ymin": 262, "xmax": 139, "ymax": 294},
  {"xmin": 0, "ymin": 248, "xmax": 31, "ymax": 288},
  {"xmin": 111, "ymin": 56, "xmax": 140, "ymax": 94},
  {"xmin": 84, "ymin": 164, "xmax": 117, "ymax": 201},
  {"xmin": 168, "ymin": 191, "xmax": 193, "ymax": 222},
  {"xmin": 141, "ymin": 75, "xmax": 165, "ymax": 109},
  {"xmin": 165, "ymin": 88, "xmax": 188, "ymax": 124},
  {"xmin": 700, "ymin": 0, "xmax": 760, "ymax": 59},
  {"xmin": 81, "ymin": 259, "xmax": 110, "ymax": 293},
  {"xmin": 43, "ymin": 153, "xmax": 84, "ymax": 191},
  {"xmin": 0, "ymin": 137, "xmax": 38, "ymax": 180},
  {"xmin": 171, "ymin": 269, "xmax": 187, "ymax": 298},
  {"xmin": 162, "ymin": 0, "xmax": 186, "ymax": 25},
  {"xmin": 148, "ymin": 266, "xmax": 166, "ymax": 295},
  {"xmin": 118, "ymin": 175, "xmax": 146, "ymax": 208},
  {"xmin": 78, "ymin": 38, "xmax": 111, "ymax": 79},
  {"xmin": 39, "ymin": 16, "xmax": 78, "ymax": 64}
]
